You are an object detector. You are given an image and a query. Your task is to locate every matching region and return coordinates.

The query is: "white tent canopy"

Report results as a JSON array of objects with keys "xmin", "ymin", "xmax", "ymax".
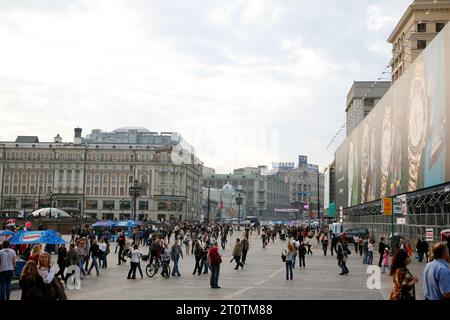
[{"xmin": 31, "ymin": 208, "xmax": 71, "ymax": 218}]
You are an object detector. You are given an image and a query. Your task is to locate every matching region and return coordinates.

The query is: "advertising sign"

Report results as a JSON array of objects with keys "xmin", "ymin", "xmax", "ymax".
[
  {"xmin": 335, "ymin": 24, "xmax": 450, "ymax": 210},
  {"xmin": 324, "ymin": 166, "xmax": 330, "ymax": 210},
  {"xmin": 383, "ymin": 198, "xmax": 393, "ymax": 216},
  {"xmin": 426, "ymin": 228, "xmax": 434, "ymax": 242}
]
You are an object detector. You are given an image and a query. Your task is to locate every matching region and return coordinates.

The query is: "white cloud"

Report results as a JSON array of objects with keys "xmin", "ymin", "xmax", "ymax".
[
  {"xmin": 366, "ymin": 5, "xmax": 398, "ymax": 31},
  {"xmin": 0, "ymin": 0, "xmax": 411, "ymax": 172}
]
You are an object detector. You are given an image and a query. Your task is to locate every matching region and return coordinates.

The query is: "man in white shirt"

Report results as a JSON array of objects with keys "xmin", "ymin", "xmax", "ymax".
[{"xmin": 0, "ymin": 241, "xmax": 17, "ymax": 300}]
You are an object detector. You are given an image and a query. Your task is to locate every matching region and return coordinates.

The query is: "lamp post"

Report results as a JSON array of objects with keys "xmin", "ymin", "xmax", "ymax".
[
  {"xmin": 235, "ymin": 185, "xmax": 243, "ymax": 231},
  {"xmin": 129, "ymin": 180, "xmax": 143, "ymax": 221},
  {"xmin": 47, "ymin": 192, "xmax": 54, "ymax": 218},
  {"xmin": 119, "ymin": 198, "xmax": 125, "ymax": 220}
]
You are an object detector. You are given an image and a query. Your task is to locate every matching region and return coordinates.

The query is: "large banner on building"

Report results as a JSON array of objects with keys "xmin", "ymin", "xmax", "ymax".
[
  {"xmin": 336, "ymin": 24, "xmax": 450, "ymax": 210},
  {"xmin": 324, "ymin": 166, "xmax": 330, "ymax": 210}
]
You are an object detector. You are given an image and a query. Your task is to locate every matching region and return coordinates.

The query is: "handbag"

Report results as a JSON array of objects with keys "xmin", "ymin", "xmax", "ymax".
[{"xmin": 281, "ymin": 250, "xmax": 287, "ymax": 262}]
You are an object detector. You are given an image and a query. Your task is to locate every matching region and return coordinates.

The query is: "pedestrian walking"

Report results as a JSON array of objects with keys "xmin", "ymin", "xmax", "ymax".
[
  {"xmin": 193, "ymin": 241, "xmax": 203, "ymax": 275},
  {"xmin": 183, "ymin": 232, "xmax": 191, "ymax": 256},
  {"xmin": 231, "ymin": 239, "xmax": 244, "ymax": 270},
  {"xmin": 367, "ymin": 238, "xmax": 374, "ymax": 265},
  {"xmin": 208, "ymin": 241, "xmax": 222, "ymax": 289},
  {"xmin": 201, "ymin": 242, "xmax": 209, "ymax": 274},
  {"xmin": 241, "ymin": 236, "xmax": 249, "ymax": 265},
  {"xmin": 161, "ymin": 243, "xmax": 171, "ymax": 278},
  {"xmin": 381, "ymin": 248, "xmax": 390, "ymax": 274},
  {"xmin": 55, "ymin": 244, "xmax": 67, "ymax": 279},
  {"xmin": 171, "ymin": 240, "xmax": 183, "ymax": 277},
  {"xmin": 261, "ymin": 233, "xmax": 267, "ymax": 249},
  {"xmin": 19, "ymin": 261, "xmax": 45, "ymax": 300},
  {"xmin": 284, "ymin": 243, "xmax": 295, "ymax": 280},
  {"xmin": 37, "ymin": 252, "xmax": 67, "ymax": 300},
  {"xmin": 423, "ymin": 242, "xmax": 450, "ymax": 300},
  {"xmin": 362, "ymin": 237, "xmax": 369, "ymax": 264},
  {"xmin": 117, "ymin": 232, "xmax": 127, "ymax": 265},
  {"xmin": 127, "ymin": 244, "xmax": 143, "ymax": 280},
  {"xmin": 298, "ymin": 241, "xmax": 306, "ymax": 268},
  {"xmin": 321, "ymin": 233, "xmax": 329, "ymax": 256},
  {"xmin": 389, "ymin": 249, "xmax": 418, "ymax": 300},
  {"xmin": 337, "ymin": 238, "xmax": 351, "ymax": 275},
  {"xmin": 0, "ymin": 240, "xmax": 16, "ymax": 300},
  {"xmin": 306, "ymin": 235, "xmax": 313, "ymax": 255},
  {"xmin": 87, "ymin": 240, "xmax": 101, "ymax": 276},
  {"xmin": 378, "ymin": 238, "xmax": 388, "ymax": 267}
]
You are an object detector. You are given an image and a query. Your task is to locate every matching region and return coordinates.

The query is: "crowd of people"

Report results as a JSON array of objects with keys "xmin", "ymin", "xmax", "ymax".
[{"xmin": 0, "ymin": 219, "xmax": 449, "ymax": 301}]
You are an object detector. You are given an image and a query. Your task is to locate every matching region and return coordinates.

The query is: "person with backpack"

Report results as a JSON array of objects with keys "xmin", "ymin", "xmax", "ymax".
[{"xmin": 207, "ymin": 241, "xmax": 222, "ymax": 289}]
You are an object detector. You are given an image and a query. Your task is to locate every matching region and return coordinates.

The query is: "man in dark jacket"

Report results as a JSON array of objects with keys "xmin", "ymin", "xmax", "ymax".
[
  {"xmin": 378, "ymin": 238, "xmax": 388, "ymax": 267},
  {"xmin": 117, "ymin": 232, "xmax": 126, "ymax": 265},
  {"xmin": 231, "ymin": 239, "xmax": 244, "ymax": 270},
  {"xmin": 337, "ymin": 239, "xmax": 351, "ymax": 275},
  {"xmin": 241, "ymin": 236, "xmax": 249, "ymax": 265}
]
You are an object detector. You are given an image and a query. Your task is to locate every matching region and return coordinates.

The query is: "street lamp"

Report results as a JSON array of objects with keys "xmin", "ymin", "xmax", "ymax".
[
  {"xmin": 47, "ymin": 192, "xmax": 54, "ymax": 218},
  {"xmin": 129, "ymin": 180, "xmax": 143, "ymax": 221},
  {"xmin": 235, "ymin": 185, "xmax": 243, "ymax": 231},
  {"xmin": 119, "ymin": 198, "xmax": 125, "ymax": 220}
]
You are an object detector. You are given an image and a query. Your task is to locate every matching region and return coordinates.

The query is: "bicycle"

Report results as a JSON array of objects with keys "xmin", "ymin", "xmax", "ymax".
[{"xmin": 145, "ymin": 258, "xmax": 171, "ymax": 278}]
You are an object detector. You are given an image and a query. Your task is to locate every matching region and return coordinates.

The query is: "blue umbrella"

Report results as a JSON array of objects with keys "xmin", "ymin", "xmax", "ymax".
[
  {"xmin": 91, "ymin": 220, "xmax": 116, "ymax": 228},
  {"xmin": 114, "ymin": 220, "xmax": 141, "ymax": 229},
  {"xmin": 9, "ymin": 230, "xmax": 67, "ymax": 245},
  {"xmin": 0, "ymin": 230, "xmax": 15, "ymax": 237}
]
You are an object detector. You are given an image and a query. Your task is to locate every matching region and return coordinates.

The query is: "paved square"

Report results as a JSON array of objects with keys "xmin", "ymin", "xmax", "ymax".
[{"xmin": 10, "ymin": 232, "xmax": 427, "ymax": 300}]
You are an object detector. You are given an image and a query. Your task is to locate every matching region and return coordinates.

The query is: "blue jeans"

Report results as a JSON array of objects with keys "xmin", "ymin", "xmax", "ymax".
[
  {"xmin": 0, "ymin": 270, "xmax": 13, "ymax": 300},
  {"xmin": 88, "ymin": 256, "xmax": 100, "ymax": 274},
  {"xmin": 78, "ymin": 257, "xmax": 86, "ymax": 275},
  {"xmin": 285, "ymin": 261, "xmax": 293, "ymax": 280},
  {"xmin": 367, "ymin": 251, "xmax": 373, "ymax": 265},
  {"xmin": 210, "ymin": 264, "xmax": 220, "ymax": 288},
  {"xmin": 172, "ymin": 255, "xmax": 180, "ymax": 276},
  {"xmin": 292, "ymin": 255, "xmax": 297, "ymax": 269},
  {"xmin": 202, "ymin": 259, "xmax": 208, "ymax": 274}
]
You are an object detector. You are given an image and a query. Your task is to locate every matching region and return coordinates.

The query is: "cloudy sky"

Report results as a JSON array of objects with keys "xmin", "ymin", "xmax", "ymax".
[{"xmin": 0, "ymin": 0, "xmax": 412, "ymax": 172}]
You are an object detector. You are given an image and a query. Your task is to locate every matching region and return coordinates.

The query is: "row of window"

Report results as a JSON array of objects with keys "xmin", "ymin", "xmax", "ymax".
[
  {"xmin": 3, "ymin": 151, "xmax": 172, "ymax": 162},
  {"xmin": 416, "ymin": 22, "xmax": 446, "ymax": 33}
]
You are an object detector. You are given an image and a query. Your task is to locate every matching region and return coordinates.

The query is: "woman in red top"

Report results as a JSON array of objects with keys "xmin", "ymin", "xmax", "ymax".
[{"xmin": 28, "ymin": 245, "xmax": 42, "ymax": 264}]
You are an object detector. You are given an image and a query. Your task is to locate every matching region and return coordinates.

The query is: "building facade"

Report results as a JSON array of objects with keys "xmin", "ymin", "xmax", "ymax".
[
  {"xmin": 388, "ymin": 0, "xmax": 450, "ymax": 83},
  {"xmin": 346, "ymin": 81, "xmax": 391, "ymax": 136},
  {"xmin": 202, "ymin": 166, "xmax": 289, "ymax": 220},
  {"xmin": 275, "ymin": 156, "xmax": 324, "ymax": 219},
  {"xmin": 0, "ymin": 127, "xmax": 203, "ymax": 222}
]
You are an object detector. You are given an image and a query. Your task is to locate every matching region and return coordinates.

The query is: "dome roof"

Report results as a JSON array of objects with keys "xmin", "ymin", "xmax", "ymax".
[
  {"xmin": 113, "ymin": 127, "xmax": 150, "ymax": 133},
  {"xmin": 222, "ymin": 182, "xmax": 233, "ymax": 190}
]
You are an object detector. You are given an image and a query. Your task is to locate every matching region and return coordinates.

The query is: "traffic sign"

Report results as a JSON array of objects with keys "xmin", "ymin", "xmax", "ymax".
[
  {"xmin": 426, "ymin": 228, "xmax": 434, "ymax": 242},
  {"xmin": 383, "ymin": 198, "xmax": 393, "ymax": 216}
]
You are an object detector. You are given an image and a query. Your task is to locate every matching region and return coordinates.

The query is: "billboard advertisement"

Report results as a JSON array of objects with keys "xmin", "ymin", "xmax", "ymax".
[
  {"xmin": 336, "ymin": 24, "xmax": 450, "ymax": 210},
  {"xmin": 324, "ymin": 166, "xmax": 330, "ymax": 210}
]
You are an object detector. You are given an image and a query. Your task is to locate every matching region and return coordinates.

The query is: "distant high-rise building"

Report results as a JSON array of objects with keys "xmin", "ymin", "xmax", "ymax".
[
  {"xmin": 346, "ymin": 81, "xmax": 391, "ymax": 136},
  {"xmin": 388, "ymin": 0, "xmax": 450, "ymax": 82}
]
